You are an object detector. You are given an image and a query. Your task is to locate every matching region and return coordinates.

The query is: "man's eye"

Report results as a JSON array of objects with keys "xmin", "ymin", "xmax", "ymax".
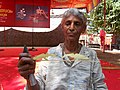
[
  {"xmin": 65, "ymin": 21, "xmax": 71, "ymax": 26},
  {"xmin": 74, "ymin": 22, "xmax": 81, "ymax": 26}
]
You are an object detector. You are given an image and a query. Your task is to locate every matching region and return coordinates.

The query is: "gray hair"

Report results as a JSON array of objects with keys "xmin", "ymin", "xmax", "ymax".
[{"xmin": 61, "ymin": 8, "xmax": 87, "ymax": 25}]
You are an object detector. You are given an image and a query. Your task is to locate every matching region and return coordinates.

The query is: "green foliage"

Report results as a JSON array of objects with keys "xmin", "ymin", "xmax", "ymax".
[{"xmin": 88, "ymin": 0, "xmax": 120, "ymax": 35}]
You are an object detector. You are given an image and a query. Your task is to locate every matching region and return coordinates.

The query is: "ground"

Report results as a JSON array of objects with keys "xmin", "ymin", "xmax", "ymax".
[{"xmin": 94, "ymin": 48, "xmax": 120, "ymax": 66}]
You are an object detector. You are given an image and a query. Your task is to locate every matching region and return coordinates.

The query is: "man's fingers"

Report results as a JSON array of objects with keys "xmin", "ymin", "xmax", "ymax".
[
  {"xmin": 19, "ymin": 53, "xmax": 31, "ymax": 59},
  {"xmin": 18, "ymin": 64, "xmax": 29, "ymax": 71},
  {"xmin": 18, "ymin": 57, "xmax": 34, "ymax": 67},
  {"xmin": 19, "ymin": 70, "xmax": 31, "ymax": 79}
]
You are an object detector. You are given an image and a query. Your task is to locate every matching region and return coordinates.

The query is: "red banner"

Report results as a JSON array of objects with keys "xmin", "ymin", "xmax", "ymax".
[
  {"xmin": 0, "ymin": 0, "xmax": 15, "ymax": 26},
  {"xmin": 0, "ymin": 0, "xmax": 50, "ymax": 28}
]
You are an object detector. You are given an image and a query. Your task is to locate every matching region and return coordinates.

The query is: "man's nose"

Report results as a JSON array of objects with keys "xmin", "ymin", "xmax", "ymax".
[
  {"xmin": 69, "ymin": 29, "xmax": 75, "ymax": 32},
  {"xmin": 69, "ymin": 23, "xmax": 75, "ymax": 32},
  {"xmin": 70, "ymin": 23, "xmax": 74, "ymax": 29}
]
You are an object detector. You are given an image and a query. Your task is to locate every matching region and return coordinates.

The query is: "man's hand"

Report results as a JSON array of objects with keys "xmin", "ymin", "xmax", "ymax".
[{"xmin": 18, "ymin": 53, "xmax": 36, "ymax": 80}]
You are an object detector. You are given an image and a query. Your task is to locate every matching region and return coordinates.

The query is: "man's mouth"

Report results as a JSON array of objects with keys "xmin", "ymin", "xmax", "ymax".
[{"xmin": 68, "ymin": 33, "xmax": 74, "ymax": 36}]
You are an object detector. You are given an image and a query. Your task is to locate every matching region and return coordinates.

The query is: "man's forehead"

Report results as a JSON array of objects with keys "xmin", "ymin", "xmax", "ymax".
[{"xmin": 64, "ymin": 15, "xmax": 82, "ymax": 22}]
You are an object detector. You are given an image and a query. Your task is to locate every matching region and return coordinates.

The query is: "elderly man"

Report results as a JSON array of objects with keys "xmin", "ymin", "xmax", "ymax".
[{"xmin": 18, "ymin": 8, "xmax": 108, "ymax": 90}]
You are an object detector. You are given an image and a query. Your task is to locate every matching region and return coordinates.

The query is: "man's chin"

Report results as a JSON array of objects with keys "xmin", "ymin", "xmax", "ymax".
[{"xmin": 67, "ymin": 37, "xmax": 76, "ymax": 41}]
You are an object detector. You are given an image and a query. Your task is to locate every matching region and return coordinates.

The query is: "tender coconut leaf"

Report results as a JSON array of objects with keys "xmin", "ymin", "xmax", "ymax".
[
  {"xmin": 62, "ymin": 53, "xmax": 89, "ymax": 60},
  {"xmin": 33, "ymin": 53, "xmax": 90, "ymax": 62},
  {"xmin": 33, "ymin": 53, "xmax": 56, "ymax": 60}
]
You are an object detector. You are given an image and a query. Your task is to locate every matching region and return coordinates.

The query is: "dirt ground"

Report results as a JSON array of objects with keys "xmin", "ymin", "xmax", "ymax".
[{"xmin": 95, "ymin": 49, "xmax": 120, "ymax": 66}]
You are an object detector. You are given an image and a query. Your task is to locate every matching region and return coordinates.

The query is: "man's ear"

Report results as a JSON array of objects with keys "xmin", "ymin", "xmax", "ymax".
[
  {"xmin": 81, "ymin": 24, "xmax": 87, "ymax": 34},
  {"xmin": 60, "ymin": 24, "xmax": 62, "ymax": 29}
]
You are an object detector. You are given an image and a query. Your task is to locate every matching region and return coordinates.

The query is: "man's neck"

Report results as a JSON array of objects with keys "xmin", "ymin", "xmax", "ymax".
[{"xmin": 63, "ymin": 41, "xmax": 81, "ymax": 54}]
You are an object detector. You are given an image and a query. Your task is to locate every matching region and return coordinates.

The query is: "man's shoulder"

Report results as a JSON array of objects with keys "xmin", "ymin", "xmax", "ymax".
[
  {"xmin": 82, "ymin": 46, "xmax": 96, "ymax": 53},
  {"xmin": 47, "ymin": 44, "xmax": 62, "ymax": 54},
  {"xmin": 81, "ymin": 46, "xmax": 97, "ymax": 57}
]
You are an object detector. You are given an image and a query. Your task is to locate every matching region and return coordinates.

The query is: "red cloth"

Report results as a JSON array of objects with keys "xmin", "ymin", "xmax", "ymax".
[
  {"xmin": 100, "ymin": 30, "xmax": 106, "ymax": 37},
  {"xmin": 100, "ymin": 30, "xmax": 106, "ymax": 46},
  {"xmin": 0, "ymin": 48, "xmax": 120, "ymax": 90}
]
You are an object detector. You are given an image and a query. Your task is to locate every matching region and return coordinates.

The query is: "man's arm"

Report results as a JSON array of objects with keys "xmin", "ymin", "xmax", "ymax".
[{"xmin": 92, "ymin": 51, "xmax": 108, "ymax": 90}]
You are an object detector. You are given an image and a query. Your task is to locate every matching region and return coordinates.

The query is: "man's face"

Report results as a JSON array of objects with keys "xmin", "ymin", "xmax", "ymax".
[{"xmin": 62, "ymin": 15, "xmax": 85, "ymax": 41}]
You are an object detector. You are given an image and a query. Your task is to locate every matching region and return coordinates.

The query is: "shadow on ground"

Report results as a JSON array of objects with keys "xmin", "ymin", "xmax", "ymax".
[{"xmin": 95, "ymin": 49, "xmax": 120, "ymax": 66}]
